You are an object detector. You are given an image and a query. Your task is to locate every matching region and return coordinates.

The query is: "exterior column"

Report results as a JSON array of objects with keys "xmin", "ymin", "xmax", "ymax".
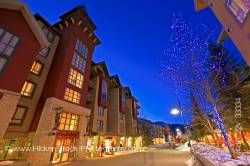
[{"xmin": 0, "ymin": 89, "xmax": 20, "ymax": 139}]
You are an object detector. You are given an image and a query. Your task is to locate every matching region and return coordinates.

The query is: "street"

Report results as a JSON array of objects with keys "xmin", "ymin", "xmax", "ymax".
[{"xmin": 65, "ymin": 147, "xmax": 191, "ymax": 166}]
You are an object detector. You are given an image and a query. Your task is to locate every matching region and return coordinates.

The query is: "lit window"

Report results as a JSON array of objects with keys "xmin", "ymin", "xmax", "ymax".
[
  {"xmin": 0, "ymin": 28, "xmax": 20, "ymax": 74},
  {"xmin": 97, "ymin": 120, "xmax": 103, "ymax": 132},
  {"xmin": 227, "ymin": 0, "xmax": 250, "ymax": 23},
  {"xmin": 58, "ymin": 112, "xmax": 79, "ymax": 131},
  {"xmin": 38, "ymin": 47, "xmax": 50, "ymax": 58},
  {"xmin": 72, "ymin": 53, "xmax": 86, "ymax": 72},
  {"xmin": 68, "ymin": 68, "xmax": 84, "ymax": 88},
  {"xmin": 30, "ymin": 61, "xmax": 43, "ymax": 75},
  {"xmin": 21, "ymin": 81, "xmax": 36, "ymax": 97},
  {"xmin": 75, "ymin": 39, "xmax": 88, "ymax": 58},
  {"xmin": 101, "ymin": 80, "xmax": 108, "ymax": 101},
  {"xmin": 98, "ymin": 106, "xmax": 104, "ymax": 116},
  {"xmin": 10, "ymin": 105, "xmax": 28, "ymax": 125},
  {"xmin": 64, "ymin": 88, "xmax": 81, "ymax": 104}
]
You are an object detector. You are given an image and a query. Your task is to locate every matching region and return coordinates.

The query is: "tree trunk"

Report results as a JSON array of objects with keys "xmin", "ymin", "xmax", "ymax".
[{"xmin": 241, "ymin": 130, "xmax": 250, "ymax": 150}]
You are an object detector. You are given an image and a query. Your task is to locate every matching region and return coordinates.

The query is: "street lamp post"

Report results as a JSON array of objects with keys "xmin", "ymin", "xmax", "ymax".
[{"xmin": 170, "ymin": 98, "xmax": 191, "ymax": 147}]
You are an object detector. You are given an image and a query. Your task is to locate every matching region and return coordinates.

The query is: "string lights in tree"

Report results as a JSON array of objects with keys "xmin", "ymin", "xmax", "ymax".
[{"xmin": 161, "ymin": 13, "xmax": 237, "ymax": 158}]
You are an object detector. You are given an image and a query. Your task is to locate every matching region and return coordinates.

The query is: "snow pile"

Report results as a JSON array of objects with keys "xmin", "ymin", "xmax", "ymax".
[
  {"xmin": 191, "ymin": 143, "xmax": 250, "ymax": 166},
  {"xmin": 176, "ymin": 141, "xmax": 191, "ymax": 151}
]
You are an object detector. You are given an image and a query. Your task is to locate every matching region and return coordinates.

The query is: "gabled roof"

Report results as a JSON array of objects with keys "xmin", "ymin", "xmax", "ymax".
[
  {"xmin": 58, "ymin": 5, "xmax": 96, "ymax": 30},
  {"xmin": 0, "ymin": 0, "xmax": 49, "ymax": 48},
  {"xmin": 95, "ymin": 61, "xmax": 110, "ymax": 77},
  {"xmin": 34, "ymin": 13, "xmax": 61, "ymax": 36},
  {"xmin": 110, "ymin": 75, "xmax": 122, "ymax": 87},
  {"xmin": 194, "ymin": 0, "xmax": 209, "ymax": 11}
]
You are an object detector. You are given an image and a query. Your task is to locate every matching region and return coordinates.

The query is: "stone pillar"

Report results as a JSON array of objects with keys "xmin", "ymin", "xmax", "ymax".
[{"xmin": 0, "ymin": 89, "xmax": 20, "ymax": 138}]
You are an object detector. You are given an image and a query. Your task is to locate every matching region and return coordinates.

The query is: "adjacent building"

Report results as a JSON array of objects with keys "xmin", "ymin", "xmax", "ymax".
[
  {"xmin": 85, "ymin": 62, "xmax": 141, "ymax": 157},
  {"xmin": 194, "ymin": 0, "xmax": 250, "ymax": 66}
]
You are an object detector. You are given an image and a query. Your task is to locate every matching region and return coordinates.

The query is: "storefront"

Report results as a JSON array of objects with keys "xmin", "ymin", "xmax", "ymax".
[{"xmin": 51, "ymin": 112, "xmax": 80, "ymax": 164}]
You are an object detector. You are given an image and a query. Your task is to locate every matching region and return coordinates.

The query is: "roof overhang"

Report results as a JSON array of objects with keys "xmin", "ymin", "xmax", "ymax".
[
  {"xmin": 217, "ymin": 29, "xmax": 229, "ymax": 43},
  {"xmin": 0, "ymin": 0, "xmax": 49, "ymax": 48},
  {"xmin": 194, "ymin": 0, "xmax": 209, "ymax": 11}
]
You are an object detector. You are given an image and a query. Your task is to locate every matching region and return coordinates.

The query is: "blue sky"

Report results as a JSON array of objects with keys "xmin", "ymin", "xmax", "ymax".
[{"xmin": 21, "ymin": 0, "xmax": 233, "ymax": 124}]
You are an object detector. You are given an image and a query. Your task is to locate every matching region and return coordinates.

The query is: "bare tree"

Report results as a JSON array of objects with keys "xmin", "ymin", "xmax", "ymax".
[{"xmin": 161, "ymin": 13, "xmax": 240, "ymax": 159}]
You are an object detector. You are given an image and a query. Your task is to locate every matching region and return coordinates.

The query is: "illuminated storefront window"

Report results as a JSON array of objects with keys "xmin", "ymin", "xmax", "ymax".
[
  {"xmin": 227, "ymin": 0, "xmax": 250, "ymax": 23},
  {"xmin": 58, "ymin": 112, "xmax": 79, "ymax": 131}
]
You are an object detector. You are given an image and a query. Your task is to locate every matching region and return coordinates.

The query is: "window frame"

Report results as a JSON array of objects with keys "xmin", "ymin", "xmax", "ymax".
[
  {"xmin": 0, "ymin": 27, "xmax": 21, "ymax": 76},
  {"xmin": 97, "ymin": 120, "xmax": 103, "ymax": 132},
  {"xmin": 41, "ymin": 25, "xmax": 55, "ymax": 43},
  {"xmin": 101, "ymin": 80, "xmax": 108, "ymax": 101},
  {"xmin": 58, "ymin": 112, "xmax": 79, "ymax": 131},
  {"xmin": 98, "ymin": 106, "xmax": 104, "ymax": 116},
  {"xmin": 67, "ymin": 68, "xmax": 84, "ymax": 89},
  {"xmin": 20, "ymin": 81, "xmax": 37, "ymax": 98},
  {"xmin": 64, "ymin": 87, "xmax": 81, "ymax": 104},
  {"xmin": 30, "ymin": 60, "xmax": 44, "ymax": 76},
  {"xmin": 9, "ymin": 105, "xmax": 28, "ymax": 126},
  {"xmin": 38, "ymin": 47, "xmax": 50, "ymax": 58},
  {"xmin": 227, "ymin": 0, "xmax": 250, "ymax": 23}
]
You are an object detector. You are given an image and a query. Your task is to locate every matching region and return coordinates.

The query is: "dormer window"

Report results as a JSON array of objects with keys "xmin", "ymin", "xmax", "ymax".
[{"xmin": 227, "ymin": 0, "xmax": 250, "ymax": 23}]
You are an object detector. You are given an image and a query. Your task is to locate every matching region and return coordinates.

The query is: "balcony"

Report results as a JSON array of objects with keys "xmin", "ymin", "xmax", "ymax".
[
  {"xmin": 88, "ymin": 79, "xmax": 95, "ymax": 89},
  {"xmin": 86, "ymin": 93, "xmax": 94, "ymax": 103}
]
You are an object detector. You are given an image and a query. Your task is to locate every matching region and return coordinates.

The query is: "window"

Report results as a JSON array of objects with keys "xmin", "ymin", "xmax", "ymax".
[
  {"xmin": 97, "ymin": 120, "xmax": 103, "ymax": 132},
  {"xmin": 64, "ymin": 88, "xmax": 81, "ymax": 104},
  {"xmin": 121, "ymin": 90, "xmax": 126, "ymax": 109},
  {"xmin": 227, "ymin": 0, "xmax": 250, "ymax": 23},
  {"xmin": 101, "ymin": 80, "xmax": 108, "ymax": 101},
  {"xmin": 21, "ymin": 81, "xmax": 36, "ymax": 97},
  {"xmin": 72, "ymin": 53, "xmax": 86, "ymax": 72},
  {"xmin": 58, "ymin": 112, "xmax": 79, "ymax": 131},
  {"xmin": 38, "ymin": 47, "xmax": 50, "ymax": 58},
  {"xmin": 68, "ymin": 68, "xmax": 84, "ymax": 88},
  {"xmin": 42, "ymin": 26, "xmax": 54, "ymax": 42},
  {"xmin": 98, "ymin": 106, "xmax": 104, "ymax": 116},
  {"xmin": 71, "ymin": 39, "xmax": 88, "ymax": 72},
  {"xmin": 30, "ymin": 61, "xmax": 43, "ymax": 75},
  {"xmin": 75, "ymin": 39, "xmax": 88, "ymax": 58},
  {"xmin": 0, "ymin": 29, "xmax": 20, "ymax": 57},
  {"xmin": 0, "ymin": 28, "xmax": 20, "ymax": 73},
  {"xmin": 10, "ymin": 106, "xmax": 28, "ymax": 125}
]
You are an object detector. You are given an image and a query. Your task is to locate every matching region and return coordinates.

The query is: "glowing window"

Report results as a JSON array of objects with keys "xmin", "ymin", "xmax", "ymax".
[
  {"xmin": 21, "ymin": 81, "xmax": 36, "ymax": 97},
  {"xmin": 58, "ymin": 112, "xmax": 79, "ymax": 131},
  {"xmin": 64, "ymin": 88, "xmax": 81, "ymax": 104},
  {"xmin": 30, "ymin": 61, "xmax": 43, "ymax": 75},
  {"xmin": 68, "ymin": 68, "xmax": 84, "ymax": 89}
]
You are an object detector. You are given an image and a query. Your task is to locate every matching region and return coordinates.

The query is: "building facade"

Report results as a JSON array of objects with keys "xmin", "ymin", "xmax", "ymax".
[
  {"xmin": 194, "ymin": 0, "xmax": 250, "ymax": 65},
  {"xmin": 0, "ymin": 1, "xmax": 101, "ymax": 165}
]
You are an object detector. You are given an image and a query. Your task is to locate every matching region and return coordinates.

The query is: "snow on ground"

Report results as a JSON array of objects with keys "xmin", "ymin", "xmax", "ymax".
[{"xmin": 192, "ymin": 143, "xmax": 250, "ymax": 166}]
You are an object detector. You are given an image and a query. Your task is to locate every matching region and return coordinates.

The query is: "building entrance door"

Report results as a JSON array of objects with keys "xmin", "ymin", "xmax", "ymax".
[{"xmin": 51, "ymin": 138, "xmax": 75, "ymax": 163}]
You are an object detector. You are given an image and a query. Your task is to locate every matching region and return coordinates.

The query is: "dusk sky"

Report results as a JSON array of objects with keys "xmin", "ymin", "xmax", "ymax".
[{"xmin": 21, "ymin": 0, "xmax": 236, "ymax": 124}]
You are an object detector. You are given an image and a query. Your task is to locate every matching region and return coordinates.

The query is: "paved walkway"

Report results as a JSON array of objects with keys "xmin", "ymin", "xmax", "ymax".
[{"xmin": 63, "ymin": 148, "xmax": 191, "ymax": 166}]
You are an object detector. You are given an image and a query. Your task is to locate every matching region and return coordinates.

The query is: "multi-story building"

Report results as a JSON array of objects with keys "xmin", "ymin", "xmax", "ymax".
[
  {"xmin": 124, "ymin": 87, "xmax": 142, "ymax": 147},
  {"xmin": 0, "ymin": 1, "xmax": 101, "ymax": 164},
  {"xmin": 0, "ymin": 0, "xmax": 49, "ymax": 141},
  {"xmin": 194, "ymin": 0, "xmax": 250, "ymax": 65},
  {"xmin": 85, "ymin": 62, "xmax": 142, "ymax": 156}
]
